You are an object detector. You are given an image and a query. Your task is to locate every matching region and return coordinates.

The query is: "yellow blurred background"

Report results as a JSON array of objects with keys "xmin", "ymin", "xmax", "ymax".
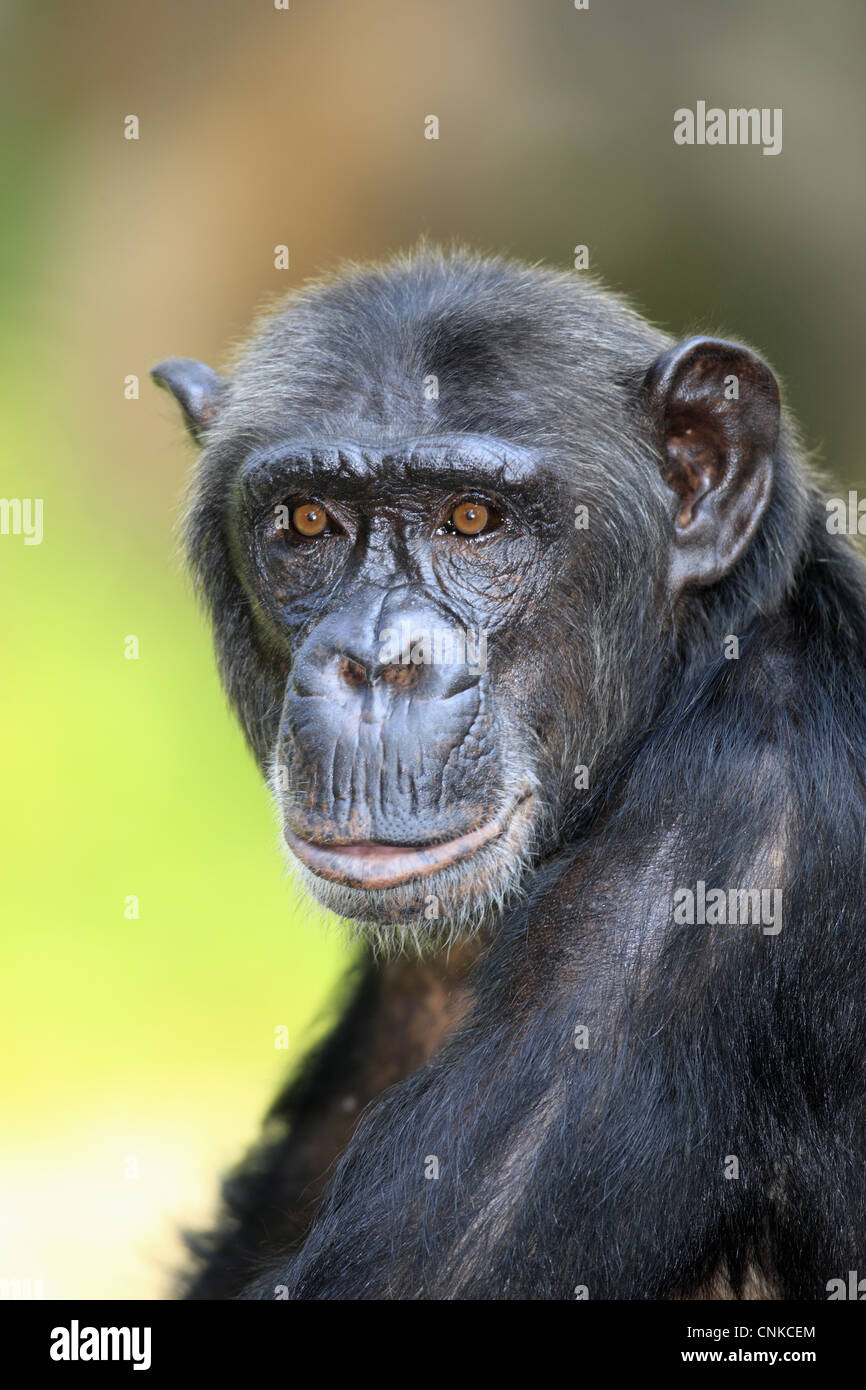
[{"xmin": 1, "ymin": 0, "xmax": 863, "ymax": 1298}]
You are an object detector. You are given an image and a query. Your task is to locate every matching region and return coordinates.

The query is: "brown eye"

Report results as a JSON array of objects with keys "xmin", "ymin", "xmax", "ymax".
[
  {"xmin": 450, "ymin": 500, "xmax": 494, "ymax": 536},
  {"xmin": 291, "ymin": 503, "xmax": 328, "ymax": 537}
]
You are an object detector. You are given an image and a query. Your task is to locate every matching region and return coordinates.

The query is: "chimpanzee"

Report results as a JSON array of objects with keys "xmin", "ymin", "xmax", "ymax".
[{"xmin": 153, "ymin": 246, "xmax": 866, "ymax": 1300}]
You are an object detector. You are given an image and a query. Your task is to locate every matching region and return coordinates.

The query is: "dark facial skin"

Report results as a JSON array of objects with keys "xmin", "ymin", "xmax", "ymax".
[{"xmin": 236, "ymin": 435, "xmax": 571, "ymax": 926}]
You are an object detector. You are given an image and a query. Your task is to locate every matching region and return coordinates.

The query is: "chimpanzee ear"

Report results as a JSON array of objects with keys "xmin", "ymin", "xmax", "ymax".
[
  {"xmin": 151, "ymin": 358, "xmax": 226, "ymax": 444},
  {"xmin": 644, "ymin": 336, "xmax": 780, "ymax": 593}
]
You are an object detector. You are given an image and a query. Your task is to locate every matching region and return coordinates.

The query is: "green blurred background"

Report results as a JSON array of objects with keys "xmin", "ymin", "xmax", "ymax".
[{"xmin": 1, "ymin": 0, "xmax": 863, "ymax": 1298}]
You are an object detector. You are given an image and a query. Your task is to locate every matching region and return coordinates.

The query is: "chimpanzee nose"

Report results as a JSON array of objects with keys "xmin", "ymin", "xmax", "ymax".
[
  {"xmin": 336, "ymin": 652, "xmax": 430, "ymax": 694},
  {"xmin": 331, "ymin": 631, "xmax": 480, "ymax": 700},
  {"xmin": 292, "ymin": 601, "xmax": 486, "ymax": 704}
]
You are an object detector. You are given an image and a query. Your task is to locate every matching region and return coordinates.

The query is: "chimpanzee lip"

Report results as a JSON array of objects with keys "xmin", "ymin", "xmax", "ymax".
[{"xmin": 284, "ymin": 791, "xmax": 532, "ymax": 891}]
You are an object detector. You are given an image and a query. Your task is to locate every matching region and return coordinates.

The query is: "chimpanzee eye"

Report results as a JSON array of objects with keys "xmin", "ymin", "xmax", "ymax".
[
  {"xmin": 291, "ymin": 502, "xmax": 330, "ymax": 537},
  {"xmin": 444, "ymin": 499, "xmax": 502, "ymax": 537}
]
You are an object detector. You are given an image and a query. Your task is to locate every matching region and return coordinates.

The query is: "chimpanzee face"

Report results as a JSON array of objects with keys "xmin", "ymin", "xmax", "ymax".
[
  {"xmin": 154, "ymin": 252, "xmax": 779, "ymax": 945},
  {"xmin": 235, "ymin": 434, "xmax": 576, "ymax": 934}
]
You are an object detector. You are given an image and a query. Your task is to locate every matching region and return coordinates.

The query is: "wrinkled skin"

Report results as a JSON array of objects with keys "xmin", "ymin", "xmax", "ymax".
[{"xmin": 241, "ymin": 437, "xmax": 557, "ymax": 927}]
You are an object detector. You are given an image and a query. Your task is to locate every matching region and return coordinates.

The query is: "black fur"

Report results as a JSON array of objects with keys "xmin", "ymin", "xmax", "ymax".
[{"xmin": 153, "ymin": 248, "xmax": 866, "ymax": 1300}]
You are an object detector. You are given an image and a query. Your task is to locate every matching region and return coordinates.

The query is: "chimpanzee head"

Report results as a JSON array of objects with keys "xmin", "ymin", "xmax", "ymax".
[{"xmin": 153, "ymin": 248, "xmax": 791, "ymax": 947}]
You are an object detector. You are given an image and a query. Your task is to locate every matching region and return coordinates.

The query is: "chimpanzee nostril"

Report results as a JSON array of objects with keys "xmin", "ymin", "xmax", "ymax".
[
  {"xmin": 338, "ymin": 656, "xmax": 368, "ymax": 690},
  {"xmin": 382, "ymin": 663, "xmax": 422, "ymax": 691}
]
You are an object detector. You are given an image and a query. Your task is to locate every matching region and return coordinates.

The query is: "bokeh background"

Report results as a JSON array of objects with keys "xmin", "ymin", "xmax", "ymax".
[{"xmin": 1, "ymin": 0, "xmax": 863, "ymax": 1299}]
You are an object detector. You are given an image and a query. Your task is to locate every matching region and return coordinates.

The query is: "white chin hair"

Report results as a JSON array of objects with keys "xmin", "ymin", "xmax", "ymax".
[{"xmin": 278, "ymin": 829, "xmax": 535, "ymax": 957}]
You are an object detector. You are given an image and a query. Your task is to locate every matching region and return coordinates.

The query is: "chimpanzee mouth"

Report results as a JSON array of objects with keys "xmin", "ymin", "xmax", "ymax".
[{"xmin": 284, "ymin": 791, "xmax": 534, "ymax": 891}]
